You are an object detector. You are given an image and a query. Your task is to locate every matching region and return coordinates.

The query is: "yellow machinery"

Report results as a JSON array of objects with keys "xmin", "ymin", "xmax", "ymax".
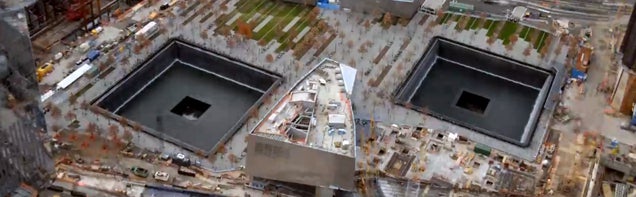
[{"xmin": 36, "ymin": 62, "xmax": 54, "ymax": 82}]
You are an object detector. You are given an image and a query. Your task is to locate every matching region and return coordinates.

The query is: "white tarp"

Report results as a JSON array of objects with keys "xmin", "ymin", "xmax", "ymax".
[
  {"xmin": 338, "ymin": 63, "xmax": 357, "ymax": 95},
  {"xmin": 511, "ymin": 6, "xmax": 528, "ymax": 19},
  {"xmin": 40, "ymin": 90, "xmax": 55, "ymax": 102},
  {"xmin": 57, "ymin": 64, "xmax": 92, "ymax": 90}
]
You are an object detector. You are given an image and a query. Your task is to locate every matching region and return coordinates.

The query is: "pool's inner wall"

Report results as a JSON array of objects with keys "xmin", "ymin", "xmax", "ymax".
[
  {"xmin": 394, "ymin": 37, "xmax": 554, "ymax": 147},
  {"xmin": 97, "ymin": 40, "xmax": 280, "ymax": 113},
  {"xmin": 92, "ymin": 39, "xmax": 282, "ymax": 154}
]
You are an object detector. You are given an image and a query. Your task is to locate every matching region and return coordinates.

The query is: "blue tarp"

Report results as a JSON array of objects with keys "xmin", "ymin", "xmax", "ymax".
[
  {"xmin": 317, "ymin": 2, "xmax": 340, "ymax": 10},
  {"xmin": 571, "ymin": 68, "xmax": 587, "ymax": 80}
]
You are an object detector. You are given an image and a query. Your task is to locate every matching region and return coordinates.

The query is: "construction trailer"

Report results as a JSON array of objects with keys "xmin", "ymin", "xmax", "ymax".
[
  {"xmin": 420, "ymin": 0, "xmax": 447, "ymax": 14},
  {"xmin": 508, "ymin": 6, "xmax": 527, "ymax": 22},
  {"xmin": 447, "ymin": 1, "xmax": 474, "ymax": 13},
  {"xmin": 339, "ymin": 0, "xmax": 426, "ymax": 19}
]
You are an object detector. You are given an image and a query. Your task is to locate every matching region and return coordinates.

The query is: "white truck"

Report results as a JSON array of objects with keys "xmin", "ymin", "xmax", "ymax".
[
  {"xmin": 421, "ymin": 0, "xmax": 447, "ymax": 15},
  {"xmin": 508, "ymin": 6, "xmax": 528, "ymax": 22},
  {"xmin": 135, "ymin": 21, "xmax": 159, "ymax": 39}
]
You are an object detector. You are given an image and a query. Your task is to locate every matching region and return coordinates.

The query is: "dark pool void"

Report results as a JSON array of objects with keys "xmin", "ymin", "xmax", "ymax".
[
  {"xmin": 394, "ymin": 37, "xmax": 554, "ymax": 147},
  {"xmin": 93, "ymin": 39, "xmax": 282, "ymax": 153}
]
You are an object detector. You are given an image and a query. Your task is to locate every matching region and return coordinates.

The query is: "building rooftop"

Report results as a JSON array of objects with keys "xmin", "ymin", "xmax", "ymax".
[{"xmin": 252, "ymin": 59, "xmax": 357, "ymax": 157}]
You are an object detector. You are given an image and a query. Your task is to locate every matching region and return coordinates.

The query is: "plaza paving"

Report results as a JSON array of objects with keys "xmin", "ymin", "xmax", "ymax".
[{"xmin": 41, "ymin": 0, "xmax": 573, "ymax": 174}]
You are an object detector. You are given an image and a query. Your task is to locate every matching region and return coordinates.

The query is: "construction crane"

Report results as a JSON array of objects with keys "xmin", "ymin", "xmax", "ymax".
[
  {"xmin": 66, "ymin": 0, "xmax": 89, "ymax": 21},
  {"xmin": 356, "ymin": 109, "xmax": 378, "ymax": 195}
]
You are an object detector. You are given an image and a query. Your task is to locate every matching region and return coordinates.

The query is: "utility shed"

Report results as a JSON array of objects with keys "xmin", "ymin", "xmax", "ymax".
[
  {"xmin": 509, "ymin": 6, "xmax": 527, "ymax": 22},
  {"xmin": 290, "ymin": 91, "xmax": 316, "ymax": 108},
  {"xmin": 474, "ymin": 143, "xmax": 492, "ymax": 156},
  {"xmin": 328, "ymin": 114, "xmax": 347, "ymax": 128},
  {"xmin": 420, "ymin": 0, "xmax": 446, "ymax": 14}
]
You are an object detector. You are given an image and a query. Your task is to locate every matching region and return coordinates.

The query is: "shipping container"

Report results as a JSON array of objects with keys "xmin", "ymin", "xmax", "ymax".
[{"xmin": 178, "ymin": 166, "xmax": 196, "ymax": 177}]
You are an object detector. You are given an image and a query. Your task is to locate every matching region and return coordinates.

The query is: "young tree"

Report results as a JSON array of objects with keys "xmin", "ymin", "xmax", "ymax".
[
  {"xmin": 237, "ymin": 20, "xmax": 253, "ymax": 38},
  {"xmin": 132, "ymin": 122, "xmax": 142, "ymax": 132},
  {"xmin": 80, "ymin": 100, "xmax": 89, "ymax": 110},
  {"xmin": 108, "ymin": 125, "xmax": 119, "ymax": 138},
  {"xmin": 358, "ymin": 44, "xmax": 368, "ymax": 53},
  {"xmin": 436, "ymin": 10, "xmax": 445, "ymax": 20},
  {"xmin": 382, "ymin": 13, "xmax": 393, "ymax": 29},
  {"xmin": 64, "ymin": 111, "xmax": 76, "ymax": 121},
  {"xmin": 227, "ymin": 38, "xmax": 237, "ymax": 48},
  {"xmin": 396, "ymin": 63, "xmax": 405, "ymax": 73},
  {"xmin": 266, "ymin": 54, "xmax": 274, "ymax": 63},
  {"xmin": 123, "ymin": 129, "xmax": 133, "ymax": 141},
  {"xmin": 86, "ymin": 122, "xmax": 96, "ymax": 131},
  {"xmin": 50, "ymin": 106, "xmax": 62, "ymax": 120},
  {"xmin": 509, "ymin": 35, "xmax": 519, "ymax": 45},
  {"xmin": 228, "ymin": 153, "xmax": 238, "ymax": 164},
  {"xmin": 486, "ymin": 36, "xmax": 496, "ymax": 45},
  {"xmin": 523, "ymin": 45, "xmax": 532, "ymax": 57},
  {"xmin": 347, "ymin": 40, "xmax": 354, "ymax": 49},
  {"xmin": 200, "ymin": 30, "xmax": 208, "ymax": 39},
  {"xmin": 51, "ymin": 124, "xmax": 62, "ymax": 132},
  {"xmin": 258, "ymin": 39, "xmax": 267, "ymax": 46},
  {"xmin": 118, "ymin": 117, "xmax": 128, "ymax": 127},
  {"xmin": 216, "ymin": 144, "xmax": 227, "ymax": 154},
  {"xmin": 348, "ymin": 59, "xmax": 356, "ymax": 67},
  {"xmin": 363, "ymin": 20, "xmax": 371, "ymax": 30}
]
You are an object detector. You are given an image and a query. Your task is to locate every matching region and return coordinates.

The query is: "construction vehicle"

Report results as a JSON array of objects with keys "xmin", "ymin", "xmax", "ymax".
[
  {"xmin": 135, "ymin": 21, "xmax": 159, "ymax": 39},
  {"xmin": 87, "ymin": 50, "xmax": 100, "ymax": 62},
  {"xmin": 153, "ymin": 171, "xmax": 171, "ymax": 182},
  {"xmin": 36, "ymin": 62, "xmax": 54, "ymax": 82},
  {"xmin": 131, "ymin": 166, "xmax": 149, "ymax": 178}
]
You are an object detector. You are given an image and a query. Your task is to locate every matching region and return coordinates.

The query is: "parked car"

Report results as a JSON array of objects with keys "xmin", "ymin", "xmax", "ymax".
[
  {"xmin": 153, "ymin": 171, "xmax": 170, "ymax": 182},
  {"xmin": 172, "ymin": 153, "xmax": 191, "ymax": 166},
  {"xmin": 159, "ymin": 153, "xmax": 170, "ymax": 161},
  {"xmin": 131, "ymin": 166, "xmax": 149, "ymax": 178},
  {"xmin": 73, "ymin": 154, "xmax": 85, "ymax": 164}
]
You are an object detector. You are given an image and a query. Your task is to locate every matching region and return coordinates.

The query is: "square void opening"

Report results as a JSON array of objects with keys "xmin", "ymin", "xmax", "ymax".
[
  {"xmin": 93, "ymin": 39, "xmax": 282, "ymax": 152},
  {"xmin": 394, "ymin": 37, "xmax": 555, "ymax": 147},
  {"xmin": 456, "ymin": 91, "xmax": 490, "ymax": 114},
  {"xmin": 171, "ymin": 96, "xmax": 210, "ymax": 120}
]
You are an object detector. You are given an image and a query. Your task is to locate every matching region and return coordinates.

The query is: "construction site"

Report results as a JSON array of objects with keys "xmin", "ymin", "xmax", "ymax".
[{"xmin": 3, "ymin": 0, "xmax": 636, "ymax": 196}]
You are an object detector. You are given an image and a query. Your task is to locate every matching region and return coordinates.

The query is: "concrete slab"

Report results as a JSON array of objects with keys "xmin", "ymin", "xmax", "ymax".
[
  {"xmin": 292, "ymin": 27, "xmax": 310, "ymax": 43},
  {"xmin": 253, "ymin": 16, "xmax": 273, "ymax": 33},
  {"xmin": 225, "ymin": 13, "xmax": 243, "ymax": 26},
  {"xmin": 283, "ymin": 17, "xmax": 301, "ymax": 33}
]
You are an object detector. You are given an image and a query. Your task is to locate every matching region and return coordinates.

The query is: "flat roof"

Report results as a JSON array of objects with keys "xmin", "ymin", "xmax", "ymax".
[
  {"xmin": 422, "ymin": 0, "xmax": 446, "ymax": 9},
  {"xmin": 252, "ymin": 59, "xmax": 357, "ymax": 157},
  {"xmin": 94, "ymin": 40, "xmax": 281, "ymax": 153}
]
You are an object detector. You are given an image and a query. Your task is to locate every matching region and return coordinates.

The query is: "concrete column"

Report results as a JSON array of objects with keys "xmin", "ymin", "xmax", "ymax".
[
  {"xmin": 611, "ymin": 66, "xmax": 636, "ymax": 114},
  {"xmin": 315, "ymin": 187, "xmax": 334, "ymax": 197}
]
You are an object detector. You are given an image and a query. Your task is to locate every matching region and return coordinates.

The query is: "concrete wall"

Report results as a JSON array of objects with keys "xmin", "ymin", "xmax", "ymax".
[
  {"xmin": 609, "ymin": 65, "xmax": 636, "ymax": 114},
  {"xmin": 339, "ymin": 0, "xmax": 425, "ymax": 19},
  {"xmin": 245, "ymin": 134, "xmax": 356, "ymax": 191}
]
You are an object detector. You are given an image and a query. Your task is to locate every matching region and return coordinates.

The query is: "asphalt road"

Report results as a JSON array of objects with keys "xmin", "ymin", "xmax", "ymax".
[{"xmin": 454, "ymin": 0, "xmax": 620, "ymax": 21}]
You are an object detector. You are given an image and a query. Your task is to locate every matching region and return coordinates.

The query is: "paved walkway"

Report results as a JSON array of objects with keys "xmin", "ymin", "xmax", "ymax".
[{"xmin": 42, "ymin": 0, "xmax": 600, "ymax": 177}]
